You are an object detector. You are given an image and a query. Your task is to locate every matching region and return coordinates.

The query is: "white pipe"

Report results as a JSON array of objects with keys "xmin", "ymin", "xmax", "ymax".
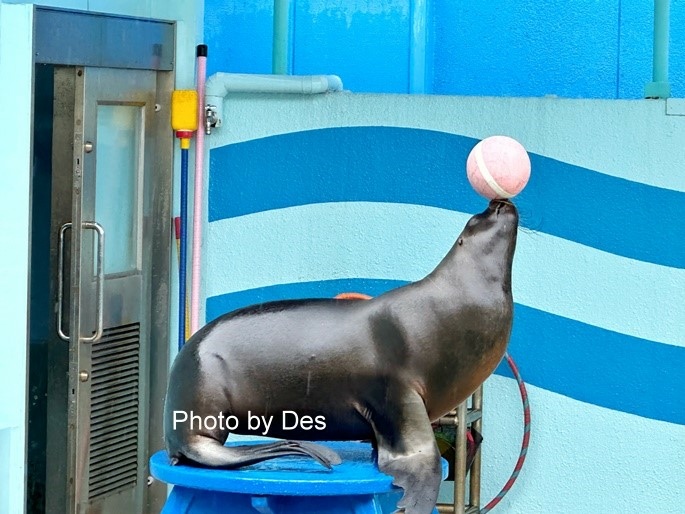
[{"xmin": 205, "ymin": 73, "xmax": 344, "ymax": 129}]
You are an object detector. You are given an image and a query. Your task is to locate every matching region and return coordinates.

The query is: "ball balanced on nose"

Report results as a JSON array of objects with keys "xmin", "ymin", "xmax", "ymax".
[{"xmin": 467, "ymin": 135, "xmax": 531, "ymax": 200}]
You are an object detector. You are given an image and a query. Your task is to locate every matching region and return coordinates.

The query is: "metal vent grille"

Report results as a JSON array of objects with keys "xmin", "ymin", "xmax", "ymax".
[{"xmin": 88, "ymin": 323, "xmax": 140, "ymax": 501}]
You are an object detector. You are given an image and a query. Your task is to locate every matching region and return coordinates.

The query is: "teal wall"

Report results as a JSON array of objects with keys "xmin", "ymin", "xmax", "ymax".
[
  {"xmin": 203, "ymin": 93, "xmax": 685, "ymax": 512},
  {"xmin": 204, "ymin": 0, "xmax": 685, "ymax": 98},
  {"xmin": 0, "ymin": 1, "xmax": 203, "ymax": 512}
]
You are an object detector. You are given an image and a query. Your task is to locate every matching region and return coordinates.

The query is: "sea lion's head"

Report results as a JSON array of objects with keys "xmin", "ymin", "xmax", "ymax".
[{"xmin": 456, "ymin": 199, "xmax": 519, "ymax": 270}]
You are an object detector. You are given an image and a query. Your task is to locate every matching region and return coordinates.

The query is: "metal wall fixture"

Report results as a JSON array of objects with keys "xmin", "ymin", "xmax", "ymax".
[{"xmin": 435, "ymin": 387, "xmax": 484, "ymax": 514}]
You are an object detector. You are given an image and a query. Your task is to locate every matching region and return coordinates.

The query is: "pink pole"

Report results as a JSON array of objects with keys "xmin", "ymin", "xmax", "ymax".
[{"xmin": 191, "ymin": 44, "xmax": 207, "ymax": 335}]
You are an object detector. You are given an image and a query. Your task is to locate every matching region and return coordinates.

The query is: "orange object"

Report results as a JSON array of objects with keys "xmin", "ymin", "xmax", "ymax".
[{"xmin": 334, "ymin": 292, "xmax": 372, "ymax": 300}]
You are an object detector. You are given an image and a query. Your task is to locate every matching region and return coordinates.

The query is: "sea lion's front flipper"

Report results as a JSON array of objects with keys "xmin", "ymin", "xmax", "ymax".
[{"xmin": 365, "ymin": 388, "xmax": 442, "ymax": 514}]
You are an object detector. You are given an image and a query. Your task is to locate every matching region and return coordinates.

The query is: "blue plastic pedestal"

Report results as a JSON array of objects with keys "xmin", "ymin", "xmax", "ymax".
[{"xmin": 150, "ymin": 440, "xmax": 448, "ymax": 514}]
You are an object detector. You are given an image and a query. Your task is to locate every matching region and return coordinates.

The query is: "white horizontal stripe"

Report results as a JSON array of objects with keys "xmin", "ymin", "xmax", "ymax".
[
  {"xmin": 206, "ymin": 202, "xmax": 685, "ymax": 347},
  {"xmin": 210, "ymin": 95, "xmax": 685, "ymax": 192}
]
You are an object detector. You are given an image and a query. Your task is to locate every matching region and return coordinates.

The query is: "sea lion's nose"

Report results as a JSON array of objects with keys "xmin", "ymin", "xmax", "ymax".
[
  {"xmin": 489, "ymin": 198, "xmax": 510, "ymax": 208},
  {"xmin": 488, "ymin": 198, "xmax": 516, "ymax": 216}
]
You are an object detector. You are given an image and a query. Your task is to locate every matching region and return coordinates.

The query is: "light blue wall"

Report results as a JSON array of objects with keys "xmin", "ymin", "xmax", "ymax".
[
  {"xmin": 0, "ymin": 0, "xmax": 203, "ymax": 512},
  {"xmin": 0, "ymin": 5, "xmax": 34, "ymax": 513},
  {"xmin": 202, "ymin": 93, "xmax": 685, "ymax": 512},
  {"xmin": 204, "ymin": 0, "xmax": 685, "ymax": 98}
]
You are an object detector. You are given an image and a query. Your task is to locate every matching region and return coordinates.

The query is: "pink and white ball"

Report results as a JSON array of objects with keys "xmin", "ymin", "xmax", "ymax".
[{"xmin": 466, "ymin": 136, "xmax": 531, "ymax": 199}]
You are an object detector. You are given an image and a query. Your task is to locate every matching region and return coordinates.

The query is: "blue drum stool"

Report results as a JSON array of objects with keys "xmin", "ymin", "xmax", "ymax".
[{"xmin": 150, "ymin": 440, "xmax": 448, "ymax": 514}]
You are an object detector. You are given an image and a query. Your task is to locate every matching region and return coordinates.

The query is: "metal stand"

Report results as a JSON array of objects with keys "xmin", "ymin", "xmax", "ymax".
[{"xmin": 435, "ymin": 386, "xmax": 483, "ymax": 514}]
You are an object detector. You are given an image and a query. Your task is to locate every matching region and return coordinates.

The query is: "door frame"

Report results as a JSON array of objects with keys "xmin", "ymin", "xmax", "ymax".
[{"xmin": 30, "ymin": 7, "xmax": 174, "ymax": 514}]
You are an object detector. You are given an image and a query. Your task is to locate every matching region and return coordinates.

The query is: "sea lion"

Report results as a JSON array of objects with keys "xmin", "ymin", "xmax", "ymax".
[{"xmin": 164, "ymin": 198, "xmax": 519, "ymax": 513}]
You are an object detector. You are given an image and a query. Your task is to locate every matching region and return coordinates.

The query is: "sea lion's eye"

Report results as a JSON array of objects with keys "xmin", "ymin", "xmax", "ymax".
[{"xmin": 458, "ymin": 238, "xmax": 464, "ymax": 246}]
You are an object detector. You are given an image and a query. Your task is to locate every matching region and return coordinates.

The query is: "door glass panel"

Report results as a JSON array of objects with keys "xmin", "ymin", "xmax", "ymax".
[{"xmin": 94, "ymin": 104, "xmax": 142, "ymax": 274}]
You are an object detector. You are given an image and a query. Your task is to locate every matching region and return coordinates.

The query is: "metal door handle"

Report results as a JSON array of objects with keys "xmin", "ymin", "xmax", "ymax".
[
  {"xmin": 57, "ymin": 222, "xmax": 72, "ymax": 341},
  {"xmin": 82, "ymin": 221, "xmax": 105, "ymax": 343},
  {"xmin": 57, "ymin": 221, "xmax": 105, "ymax": 342}
]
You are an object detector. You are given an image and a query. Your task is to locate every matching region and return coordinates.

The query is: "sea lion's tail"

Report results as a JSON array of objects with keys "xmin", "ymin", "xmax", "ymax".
[{"xmin": 174, "ymin": 436, "xmax": 342, "ymax": 469}]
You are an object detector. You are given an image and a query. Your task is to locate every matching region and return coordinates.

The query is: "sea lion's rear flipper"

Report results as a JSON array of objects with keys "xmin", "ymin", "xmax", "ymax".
[
  {"xmin": 365, "ymin": 389, "xmax": 442, "ymax": 514},
  {"xmin": 178, "ymin": 437, "xmax": 342, "ymax": 469}
]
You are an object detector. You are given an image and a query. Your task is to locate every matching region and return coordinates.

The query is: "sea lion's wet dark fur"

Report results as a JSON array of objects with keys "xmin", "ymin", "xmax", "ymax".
[{"xmin": 164, "ymin": 199, "xmax": 519, "ymax": 513}]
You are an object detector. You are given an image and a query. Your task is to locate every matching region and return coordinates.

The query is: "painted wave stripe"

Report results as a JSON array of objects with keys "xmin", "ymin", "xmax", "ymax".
[
  {"xmin": 470, "ymin": 376, "xmax": 685, "ymax": 513},
  {"xmin": 206, "ymin": 279, "xmax": 685, "ymax": 426},
  {"xmin": 209, "ymin": 126, "xmax": 685, "ymax": 268},
  {"xmin": 205, "ymin": 203, "xmax": 684, "ymax": 348}
]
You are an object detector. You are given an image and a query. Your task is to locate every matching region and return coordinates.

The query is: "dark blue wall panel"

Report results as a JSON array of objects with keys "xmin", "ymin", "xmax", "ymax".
[
  {"xmin": 668, "ymin": 0, "xmax": 685, "ymax": 98},
  {"xmin": 618, "ymin": 0, "xmax": 654, "ymax": 98},
  {"xmin": 293, "ymin": 2, "xmax": 411, "ymax": 93},
  {"xmin": 205, "ymin": 1, "xmax": 274, "ymax": 76},
  {"xmin": 430, "ymin": 0, "xmax": 620, "ymax": 98},
  {"xmin": 203, "ymin": 1, "xmax": 685, "ymax": 98}
]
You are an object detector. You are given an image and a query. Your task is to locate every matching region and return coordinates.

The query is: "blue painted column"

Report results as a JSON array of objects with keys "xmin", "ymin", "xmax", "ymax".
[
  {"xmin": 645, "ymin": 0, "xmax": 671, "ymax": 98},
  {"xmin": 272, "ymin": 0, "xmax": 293, "ymax": 74}
]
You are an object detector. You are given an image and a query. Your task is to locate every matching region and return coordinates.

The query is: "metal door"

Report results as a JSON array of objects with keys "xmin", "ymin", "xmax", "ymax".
[{"xmin": 56, "ymin": 66, "xmax": 157, "ymax": 513}]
